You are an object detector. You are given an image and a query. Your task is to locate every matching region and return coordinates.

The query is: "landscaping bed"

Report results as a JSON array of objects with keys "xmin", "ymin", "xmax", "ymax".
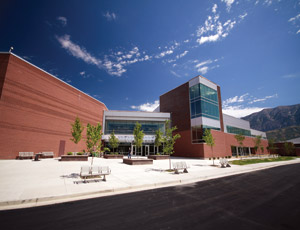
[
  {"xmin": 147, "ymin": 155, "xmax": 169, "ymax": 160},
  {"xmin": 123, "ymin": 158, "xmax": 153, "ymax": 165},
  {"xmin": 103, "ymin": 154, "xmax": 124, "ymax": 159},
  {"xmin": 231, "ymin": 156, "xmax": 296, "ymax": 165},
  {"xmin": 60, "ymin": 155, "xmax": 88, "ymax": 161}
]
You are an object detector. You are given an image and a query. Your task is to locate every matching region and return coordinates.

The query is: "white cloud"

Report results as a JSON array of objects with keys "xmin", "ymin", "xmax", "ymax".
[
  {"xmin": 57, "ymin": 16, "xmax": 67, "ymax": 26},
  {"xmin": 264, "ymin": 0, "xmax": 273, "ymax": 6},
  {"xmin": 79, "ymin": 71, "xmax": 85, "ymax": 76},
  {"xmin": 282, "ymin": 73, "xmax": 300, "ymax": 79},
  {"xmin": 155, "ymin": 49, "xmax": 174, "ymax": 58},
  {"xmin": 288, "ymin": 13, "xmax": 300, "ymax": 22},
  {"xmin": 195, "ymin": 59, "xmax": 212, "ymax": 68},
  {"xmin": 221, "ymin": 0, "xmax": 235, "ymax": 12},
  {"xmin": 103, "ymin": 11, "xmax": 117, "ymax": 21},
  {"xmin": 222, "ymin": 106, "xmax": 265, "ymax": 118},
  {"xmin": 212, "ymin": 4, "xmax": 218, "ymax": 13},
  {"xmin": 196, "ymin": 11, "xmax": 238, "ymax": 45},
  {"xmin": 239, "ymin": 13, "xmax": 248, "ymax": 20},
  {"xmin": 131, "ymin": 100, "xmax": 159, "ymax": 112},
  {"xmin": 170, "ymin": 70, "xmax": 181, "ymax": 78},
  {"xmin": 176, "ymin": 50, "xmax": 189, "ymax": 59},
  {"xmin": 198, "ymin": 34, "xmax": 220, "ymax": 44},
  {"xmin": 248, "ymin": 94, "xmax": 278, "ymax": 104},
  {"xmin": 297, "ymin": 29, "xmax": 300, "ymax": 34},
  {"xmin": 56, "ymin": 35, "xmax": 151, "ymax": 77},
  {"xmin": 56, "ymin": 35, "xmax": 102, "ymax": 66},
  {"xmin": 223, "ymin": 93, "xmax": 249, "ymax": 107},
  {"xmin": 197, "ymin": 66, "xmax": 209, "ymax": 74},
  {"xmin": 183, "ymin": 39, "xmax": 190, "ymax": 43},
  {"xmin": 222, "ymin": 92, "xmax": 277, "ymax": 117}
]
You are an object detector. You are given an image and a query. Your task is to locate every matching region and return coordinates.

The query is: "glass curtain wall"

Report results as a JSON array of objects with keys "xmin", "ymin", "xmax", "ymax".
[
  {"xmin": 189, "ymin": 83, "xmax": 220, "ymax": 120},
  {"xmin": 105, "ymin": 120, "xmax": 165, "ymax": 135},
  {"xmin": 226, "ymin": 126, "xmax": 251, "ymax": 136}
]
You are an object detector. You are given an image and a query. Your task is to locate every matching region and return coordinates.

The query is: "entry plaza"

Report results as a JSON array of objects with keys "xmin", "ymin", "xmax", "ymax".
[{"xmin": 1, "ymin": 156, "xmax": 299, "ymax": 210}]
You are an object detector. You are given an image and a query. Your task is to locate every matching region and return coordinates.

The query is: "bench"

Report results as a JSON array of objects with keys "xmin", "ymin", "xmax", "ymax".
[
  {"xmin": 80, "ymin": 165, "xmax": 111, "ymax": 182},
  {"xmin": 18, "ymin": 152, "xmax": 34, "ymax": 159},
  {"xmin": 219, "ymin": 158, "xmax": 231, "ymax": 168},
  {"xmin": 172, "ymin": 161, "xmax": 188, "ymax": 174},
  {"xmin": 41, "ymin": 152, "xmax": 54, "ymax": 158}
]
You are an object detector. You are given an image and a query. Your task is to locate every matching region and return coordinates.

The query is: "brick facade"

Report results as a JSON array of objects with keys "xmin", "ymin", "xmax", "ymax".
[
  {"xmin": 160, "ymin": 77, "xmax": 268, "ymax": 158},
  {"xmin": 0, "ymin": 53, "xmax": 107, "ymax": 159}
]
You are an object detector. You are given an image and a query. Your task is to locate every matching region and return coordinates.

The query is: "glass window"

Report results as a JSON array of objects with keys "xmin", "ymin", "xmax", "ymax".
[
  {"xmin": 189, "ymin": 83, "xmax": 220, "ymax": 120},
  {"xmin": 105, "ymin": 120, "xmax": 165, "ymax": 135},
  {"xmin": 226, "ymin": 126, "xmax": 251, "ymax": 136}
]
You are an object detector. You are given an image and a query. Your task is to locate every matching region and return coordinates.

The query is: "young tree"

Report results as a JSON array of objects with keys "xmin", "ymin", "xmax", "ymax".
[
  {"xmin": 108, "ymin": 131, "xmax": 119, "ymax": 154},
  {"xmin": 133, "ymin": 122, "xmax": 144, "ymax": 156},
  {"xmin": 86, "ymin": 123, "xmax": 103, "ymax": 165},
  {"xmin": 163, "ymin": 120, "xmax": 181, "ymax": 169},
  {"xmin": 203, "ymin": 129, "xmax": 215, "ymax": 166},
  {"xmin": 154, "ymin": 129, "xmax": 163, "ymax": 154},
  {"xmin": 253, "ymin": 135, "xmax": 263, "ymax": 155},
  {"xmin": 70, "ymin": 116, "xmax": 84, "ymax": 153},
  {"xmin": 283, "ymin": 142, "xmax": 295, "ymax": 156},
  {"xmin": 267, "ymin": 138, "xmax": 277, "ymax": 154},
  {"xmin": 234, "ymin": 134, "xmax": 245, "ymax": 158},
  {"xmin": 260, "ymin": 146, "xmax": 264, "ymax": 154}
]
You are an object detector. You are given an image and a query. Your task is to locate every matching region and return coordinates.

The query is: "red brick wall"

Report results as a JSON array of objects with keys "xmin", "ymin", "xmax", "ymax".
[
  {"xmin": 160, "ymin": 82, "xmax": 191, "ymax": 132},
  {"xmin": 0, "ymin": 54, "xmax": 9, "ymax": 99},
  {"xmin": 0, "ymin": 54, "xmax": 107, "ymax": 159},
  {"xmin": 159, "ymin": 80, "xmax": 269, "ymax": 158},
  {"xmin": 217, "ymin": 86, "xmax": 224, "ymax": 132}
]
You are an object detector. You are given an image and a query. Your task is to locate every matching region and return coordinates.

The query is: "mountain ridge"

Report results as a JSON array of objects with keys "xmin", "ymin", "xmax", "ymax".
[{"xmin": 242, "ymin": 103, "xmax": 300, "ymax": 132}]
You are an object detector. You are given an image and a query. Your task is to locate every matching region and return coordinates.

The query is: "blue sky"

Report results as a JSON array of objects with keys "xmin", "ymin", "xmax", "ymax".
[{"xmin": 1, "ymin": 0, "xmax": 300, "ymax": 117}]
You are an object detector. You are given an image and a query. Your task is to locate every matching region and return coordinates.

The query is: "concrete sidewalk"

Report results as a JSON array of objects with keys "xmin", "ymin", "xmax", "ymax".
[{"xmin": 0, "ymin": 157, "xmax": 299, "ymax": 210}]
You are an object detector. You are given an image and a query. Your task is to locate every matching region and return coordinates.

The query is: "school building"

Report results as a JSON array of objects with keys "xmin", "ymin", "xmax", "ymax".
[{"xmin": 0, "ymin": 52, "xmax": 268, "ymax": 159}]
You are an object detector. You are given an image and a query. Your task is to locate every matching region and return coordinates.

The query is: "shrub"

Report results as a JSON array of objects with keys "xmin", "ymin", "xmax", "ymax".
[
  {"xmin": 217, "ymin": 157, "xmax": 219, "ymax": 160},
  {"xmin": 209, "ymin": 158, "xmax": 211, "ymax": 160},
  {"xmin": 67, "ymin": 152, "xmax": 73, "ymax": 155},
  {"xmin": 229, "ymin": 156, "xmax": 232, "ymax": 159},
  {"xmin": 213, "ymin": 157, "xmax": 216, "ymax": 160},
  {"xmin": 77, "ymin": 152, "xmax": 83, "ymax": 155}
]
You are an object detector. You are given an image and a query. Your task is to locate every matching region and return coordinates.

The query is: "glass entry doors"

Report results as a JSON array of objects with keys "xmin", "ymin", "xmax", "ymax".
[{"xmin": 132, "ymin": 145, "xmax": 150, "ymax": 156}]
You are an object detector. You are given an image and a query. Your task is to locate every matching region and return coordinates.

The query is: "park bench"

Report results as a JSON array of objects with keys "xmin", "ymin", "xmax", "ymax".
[
  {"xmin": 172, "ymin": 161, "xmax": 188, "ymax": 174},
  {"xmin": 18, "ymin": 152, "xmax": 34, "ymax": 159},
  {"xmin": 80, "ymin": 165, "xmax": 111, "ymax": 182},
  {"xmin": 41, "ymin": 152, "xmax": 54, "ymax": 158},
  {"xmin": 219, "ymin": 158, "xmax": 231, "ymax": 168}
]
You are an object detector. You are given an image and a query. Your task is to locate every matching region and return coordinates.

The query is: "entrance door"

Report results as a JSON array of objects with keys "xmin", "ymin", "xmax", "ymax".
[
  {"xmin": 132, "ymin": 145, "xmax": 136, "ymax": 156},
  {"xmin": 145, "ymin": 145, "xmax": 150, "ymax": 156},
  {"xmin": 58, "ymin": 140, "xmax": 65, "ymax": 157}
]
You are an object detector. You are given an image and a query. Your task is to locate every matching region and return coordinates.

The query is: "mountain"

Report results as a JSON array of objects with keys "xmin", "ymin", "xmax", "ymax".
[
  {"xmin": 242, "ymin": 104, "xmax": 300, "ymax": 132},
  {"xmin": 266, "ymin": 126, "xmax": 300, "ymax": 142}
]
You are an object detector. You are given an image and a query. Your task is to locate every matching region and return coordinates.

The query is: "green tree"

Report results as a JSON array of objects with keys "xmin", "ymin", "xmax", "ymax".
[
  {"xmin": 203, "ymin": 129, "xmax": 215, "ymax": 166},
  {"xmin": 283, "ymin": 142, "xmax": 295, "ymax": 156},
  {"xmin": 267, "ymin": 138, "xmax": 277, "ymax": 154},
  {"xmin": 154, "ymin": 129, "xmax": 163, "ymax": 154},
  {"xmin": 163, "ymin": 120, "xmax": 181, "ymax": 169},
  {"xmin": 253, "ymin": 135, "xmax": 263, "ymax": 155},
  {"xmin": 234, "ymin": 134, "xmax": 245, "ymax": 158},
  {"xmin": 86, "ymin": 123, "xmax": 103, "ymax": 165},
  {"xmin": 108, "ymin": 131, "xmax": 119, "ymax": 154},
  {"xmin": 70, "ymin": 116, "xmax": 84, "ymax": 152},
  {"xmin": 133, "ymin": 122, "xmax": 144, "ymax": 156}
]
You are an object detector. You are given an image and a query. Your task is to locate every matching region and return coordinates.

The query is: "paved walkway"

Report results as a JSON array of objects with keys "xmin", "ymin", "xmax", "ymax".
[{"xmin": 0, "ymin": 156, "xmax": 299, "ymax": 210}]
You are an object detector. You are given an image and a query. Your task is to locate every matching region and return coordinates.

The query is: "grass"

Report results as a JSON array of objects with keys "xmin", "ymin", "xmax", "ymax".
[{"xmin": 231, "ymin": 156, "xmax": 296, "ymax": 165}]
